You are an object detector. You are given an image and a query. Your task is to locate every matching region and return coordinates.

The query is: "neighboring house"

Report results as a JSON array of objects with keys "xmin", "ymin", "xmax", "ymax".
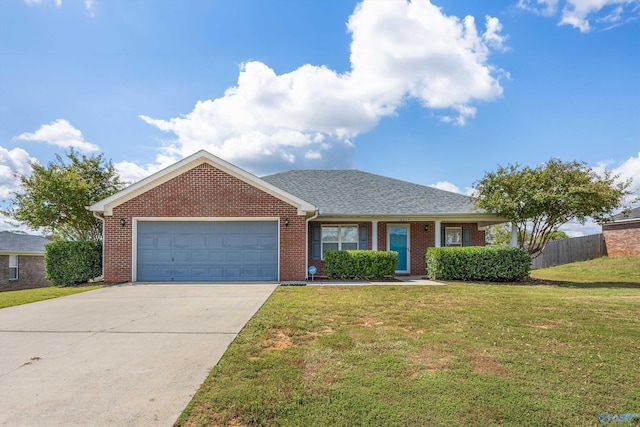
[
  {"xmin": 89, "ymin": 150, "xmax": 505, "ymax": 283},
  {"xmin": 0, "ymin": 232, "xmax": 52, "ymax": 291},
  {"xmin": 602, "ymin": 207, "xmax": 640, "ymax": 256}
]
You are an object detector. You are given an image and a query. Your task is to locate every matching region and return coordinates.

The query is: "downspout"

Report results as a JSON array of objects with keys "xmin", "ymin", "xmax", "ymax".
[
  {"xmin": 92, "ymin": 211, "xmax": 105, "ymax": 280},
  {"xmin": 305, "ymin": 211, "xmax": 319, "ymax": 280}
]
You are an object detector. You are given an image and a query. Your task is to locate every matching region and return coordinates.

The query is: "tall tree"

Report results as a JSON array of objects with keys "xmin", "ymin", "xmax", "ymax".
[
  {"xmin": 3, "ymin": 151, "xmax": 124, "ymax": 241},
  {"xmin": 474, "ymin": 159, "xmax": 632, "ymax": 258}
]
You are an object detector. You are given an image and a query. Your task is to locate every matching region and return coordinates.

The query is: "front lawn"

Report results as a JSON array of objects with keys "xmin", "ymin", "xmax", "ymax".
[
  {"xmin": 177, "ymin": 279, "xmax": 640, "ymax": 426},
  {"xmin": 0, "ymin": 286, "xmax": 103, "ymax": 309},
  {"xmin": 530, "ymin": 256, "xmax": 640, "ymax": 284}
]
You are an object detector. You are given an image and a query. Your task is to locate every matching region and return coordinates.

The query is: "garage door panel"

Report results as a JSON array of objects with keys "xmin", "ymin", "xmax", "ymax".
[{"xmin": 137, "ymin": 221, "xmax": 278, "ymax": 282}]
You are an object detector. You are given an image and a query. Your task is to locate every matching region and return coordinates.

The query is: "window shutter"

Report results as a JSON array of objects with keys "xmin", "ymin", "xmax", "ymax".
[
  {"xmin": 359, "ymin": 224, "xmax": 368, "ymax": 250},
  {"xmin": 463, "ymin": 227, "xmax": 472, "ymax": 247},
  {"xmin": 441, "ymin": 227, "xmax": 446, "ymax": 247},
  {"xmin": 311, "ymin": 224, "xmax": 321, "ymax": 260}
]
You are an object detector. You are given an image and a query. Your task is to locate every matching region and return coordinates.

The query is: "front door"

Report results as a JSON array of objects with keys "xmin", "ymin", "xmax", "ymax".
[{"xmin": 388, "ymin": 225, "xmax": 409, "ymax": 274}]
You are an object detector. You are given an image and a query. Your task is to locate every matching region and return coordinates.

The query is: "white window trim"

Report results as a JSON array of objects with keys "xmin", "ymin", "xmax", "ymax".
[
  {"xmin": 445, "ymin": 227, "xmax": 463, "ymax": 247},
  {"xmin": 9, "ymin": 255, "xmax": 18, "ymax": 280},
  {"xmin": 321, "ymin": 224, "xmax": 359, "ymax": 260}
]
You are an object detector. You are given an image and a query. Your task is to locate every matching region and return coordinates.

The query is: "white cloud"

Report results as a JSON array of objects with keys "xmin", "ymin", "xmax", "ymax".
[
  {"xmin": 559, "ymin": 219, "xmax": 602, "ymax": 237},
  {"xmin": 23, "ymin": 0, "xmax": 94, "ymax": 12},
  {"xmin": 85, "ymin": 0, "xmax": 96, "ymax": 16},
  {"xmin": 593, "ymin": 151, "xmax": 640, "ymax": 205},
  {"xmin": 17, "ymin": 119, "xmax": 99, "ymax": 153},
  {"xmin": 428, "ymin": 181, "xmax": 476, "ymax": 196},
  {"xmin": 137, "ymin": 0, "xmax": 506, "ymax": 176},
  {"xmin": 114, "ymin": 152, "xmax": 178, "ymax": 184},
  {"xmin": 560, "ymin": 151, "xmax": 640, "ymax": 236},
  {"xmin": 430, "ymin": 181, "xmax": 462, "ymax": 193},
  {"xmin": 0, "ymin": 147, "xmax": 37, "ymax": 199},
  {"xmin": 518, "ymin": 0, "xmax": 639, "ymax": 32}
]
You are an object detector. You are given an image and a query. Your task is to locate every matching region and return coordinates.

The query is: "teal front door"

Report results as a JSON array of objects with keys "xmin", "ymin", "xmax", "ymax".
[{"xmin": 388, "ymin": 225, "xmax": 409, "ymax": 273}]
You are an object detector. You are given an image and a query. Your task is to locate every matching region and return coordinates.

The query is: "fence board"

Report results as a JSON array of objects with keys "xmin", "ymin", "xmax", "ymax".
[{"xmin": 532, "ymin": 233, "xmax": 606, "ymax": 269}]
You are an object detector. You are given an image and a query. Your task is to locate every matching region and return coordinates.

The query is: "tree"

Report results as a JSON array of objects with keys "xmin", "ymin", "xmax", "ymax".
[
  {"xmin": 485, "ymin": 223, "xmax": 513, "ymax": 246},
  {"xmin": 474, "ymin": 158, "xmax": 632, "ymax": 258},
  {"xmin": 486, "ymin": 224, "xmax": 570, "ymax": 247},
  {"xmin": 3, "ymin": 151, "xmax": 124, "ymax": 241},
  {"xmin": 548, "ymin": 230, "xmax": 569, "ymax": 240}
]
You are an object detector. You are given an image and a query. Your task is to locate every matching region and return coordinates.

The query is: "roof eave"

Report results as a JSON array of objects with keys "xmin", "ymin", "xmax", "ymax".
[{"xmin": 88, "ymin": 150, "xmax": 317, "ymax": 216}]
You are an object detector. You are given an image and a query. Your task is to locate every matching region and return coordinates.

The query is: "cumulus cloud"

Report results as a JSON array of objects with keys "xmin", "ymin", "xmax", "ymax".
[
  {"xmin": 137, "ymin": 0, "xmax": 507, "ymax": 176},
  {"xmin": 114, "ymin": 152, "xmax": 179, "ymax": 184},
  {"xmin": 0, "ymin": 147, "xmax": 37, "ymax": 199},
  {"xmin": 559, "ymin": 152, "xmax": 640, "ymax": 236},
  {"xmin": 17, "ymin": 119, "xmax": 99, "ymax": 153},
  {"xmin": 23, "ymin": 0, "xmax": 95, "ymax": 12},
  {"xmin": 428, "ymin": 181, "xmax": 475, "ymax": 196},
  {"xmin": 593, "ymin": 151, "xmax": 640, "ymax": 205},
  {"xmin": 518, "ymin": 0, "xmax": 640, "ymax": 32}
]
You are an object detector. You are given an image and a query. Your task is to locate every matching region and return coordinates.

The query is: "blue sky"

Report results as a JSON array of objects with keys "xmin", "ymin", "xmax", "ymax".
[{"xmin": 1, "ymin": 0, "xmax": 639, "ymax": 235}]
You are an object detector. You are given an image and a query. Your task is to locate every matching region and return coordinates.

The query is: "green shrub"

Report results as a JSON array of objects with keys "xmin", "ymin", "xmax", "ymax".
[
  {"xmin": 425, "ymin": 246, "xmax": 531, "ymax": 282},
  {"xmin": 45, "ymin": 240, "xmax": 102, "ymax": 286},
  {"xmin": 325, "ymin": 250, "xmax": 398, "ymax": 280}
]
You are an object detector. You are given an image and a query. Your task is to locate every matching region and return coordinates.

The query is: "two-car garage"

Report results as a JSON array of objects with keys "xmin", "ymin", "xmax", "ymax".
[{"xmin": 136, "ymin": 221, "xmax": 279, "ymax": 282}]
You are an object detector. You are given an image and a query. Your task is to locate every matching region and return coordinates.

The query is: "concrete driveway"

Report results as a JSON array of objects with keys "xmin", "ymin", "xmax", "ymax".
[{"xmin": 0, "ymin": 283, "xmax": 277, "ymax": 427}]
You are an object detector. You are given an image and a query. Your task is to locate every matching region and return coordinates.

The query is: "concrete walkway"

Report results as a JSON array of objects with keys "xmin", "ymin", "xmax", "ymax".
[
  {"xmin": 0, "ymin": 283, "xmax": 277, "ymax": 427},
  {"xmin": 303, "ymin": 276, "xmax": 446, "ymax": 286}
]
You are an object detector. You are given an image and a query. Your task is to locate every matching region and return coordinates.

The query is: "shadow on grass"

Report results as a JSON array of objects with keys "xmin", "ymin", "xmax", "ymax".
[
  {"xmin": 547, "ymin": 281, "xmax": 640, "ymax": 289},
  {"xmin": 451, "ymin": 279, "xmax": 640, "ymax": 289}
]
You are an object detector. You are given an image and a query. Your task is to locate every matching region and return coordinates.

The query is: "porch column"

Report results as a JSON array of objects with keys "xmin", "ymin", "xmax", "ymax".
[
  {"xmin": 371, "ymin": 220, "xmax": 378, "ymax": 251},
  {"xmin": 435, "ymin": 220, "xmax": 441, "ymax": 247},
  {"xmin": 511, "ymin": 222, "xmax": 518, "ymax": 247}
]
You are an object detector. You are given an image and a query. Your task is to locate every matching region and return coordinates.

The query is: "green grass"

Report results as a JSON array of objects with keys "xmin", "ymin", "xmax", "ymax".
[
  {"xmin": 176, "ymin": 264, "xmax": 640, "ymax": 426},
  {"xmin": 0, "ymin": 286, "xmax": 103, "ymax": 309},
  {"xmin": 531, "ymin": 256, "xmax": 640, "ymax": 284}
]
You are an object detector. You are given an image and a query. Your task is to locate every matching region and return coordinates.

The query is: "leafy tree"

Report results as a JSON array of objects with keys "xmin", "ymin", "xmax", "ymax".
[
  {"xmin": 486, "ymin": 224, "xmax": 570, "ymax": 247},
  {"xmin": 3, "ymin": 151, "xmax": 124, "ymax": 241},
  {"xmin": 548, "ymin": 230, "xmax": 569, "ymax": 240},
  {"xmin": 474, "ymin": 158, "xmax": 631, "ymax": 258},
  {"xmin": 485, "ymin": 223, "xmax": 513, "ymax": 246}
]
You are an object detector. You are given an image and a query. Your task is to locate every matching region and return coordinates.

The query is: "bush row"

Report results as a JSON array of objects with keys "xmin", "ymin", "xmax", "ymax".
[
  {"xmin": 325, "ymin": 250, "xmax": 398, "ymax": 280},
  {"xmin": 45, "ymin": 240, "xmax": 102, "ymax": 287},
  {"xmin": 425, "ymin": 246, "xmax": 531, "ymax": 282}
]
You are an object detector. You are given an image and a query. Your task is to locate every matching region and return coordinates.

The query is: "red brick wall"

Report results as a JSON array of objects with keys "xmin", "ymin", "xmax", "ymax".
[
  {"xmin": 307, "ymin": 222, "xmax": 372, "ymax": 277},
  {"xmin": 104, "ymin": 162, "xmax": 306, "ymax": 282},
  {"xmin": 308, "ymin": 221, "xmax": 485, "ymax": 277},
  {"xmin": 603, "ymin": 222, "xmax": 640, "ymax": 256},
  {"xmin": 0, "ymin": 255, "xmax": 51, "ymax": 291}
]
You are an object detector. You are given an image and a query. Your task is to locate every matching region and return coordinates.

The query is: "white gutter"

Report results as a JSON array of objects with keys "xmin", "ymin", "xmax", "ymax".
[
  {"xmin": 305, "ymin": 211, "xmax": 319, "ymax": 280},
  {"xmin": 92, "ymin": 211, "xmax": 106, "ymax": 279}
]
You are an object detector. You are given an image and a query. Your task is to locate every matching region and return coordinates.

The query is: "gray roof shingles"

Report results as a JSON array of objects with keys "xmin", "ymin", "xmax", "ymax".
[
  {"xmin": 611, "ymin": 206, "xmax": 640, "ymax": 222},
  {"xmin": 262, "ymin": 170, "xmax": 482, "ymax": 216},
  {"xmin": 0, "ymin": 233, "xmax": 51, "ymax": 253}
]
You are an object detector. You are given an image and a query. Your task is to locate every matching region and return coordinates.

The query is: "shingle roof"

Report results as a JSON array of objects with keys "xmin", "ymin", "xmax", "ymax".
[
  {"xmin": 262, "ymin": 170, "xmax": 482, "ymax": 216},
  {"xmin": 0, "ymin": 233, "xmax": 51, "ymax": 254},
  {"xmin": 611, "ymin": 206, "xmax": 640, "ymax": 222}
]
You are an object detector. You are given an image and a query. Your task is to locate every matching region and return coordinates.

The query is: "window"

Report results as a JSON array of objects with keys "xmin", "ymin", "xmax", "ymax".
[
  {"xmin": 445, "ymin": 227, "xmax": 462, "ymax": 247},
  {"xmin": 321, "ymin": 225, "xmax": 358, "ymax": 258},
  {"xmin": 9, "ymin": 255, "xmax": 18, "ymax": 280}
]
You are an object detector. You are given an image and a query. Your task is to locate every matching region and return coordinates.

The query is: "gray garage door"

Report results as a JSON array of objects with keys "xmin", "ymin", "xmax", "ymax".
[{"xmin": 137, "ymin": 221, "xmax": 278, "ymax": 282}]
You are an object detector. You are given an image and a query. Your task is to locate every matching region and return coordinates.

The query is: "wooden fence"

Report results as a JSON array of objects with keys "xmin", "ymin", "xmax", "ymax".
[{"xmin": 531, "ymin": 233, "xmax": 607, "ymax": 269}]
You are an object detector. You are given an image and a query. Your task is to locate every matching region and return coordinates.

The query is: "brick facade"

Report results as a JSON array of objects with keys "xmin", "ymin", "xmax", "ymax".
[
  {"xmin": 0, "ymin": 254, "xmax": 51, "ymax": 291},
  {"xmin": 104, "ymin": 163, "xmax": 307, "ymax": 282},
  {"xmin": 308, "ymin": 221, "xmax": 486, "ymax": 277},
  {"xmin": 603, "ymin": 222, "xmax": 640, "ymax": 256}
]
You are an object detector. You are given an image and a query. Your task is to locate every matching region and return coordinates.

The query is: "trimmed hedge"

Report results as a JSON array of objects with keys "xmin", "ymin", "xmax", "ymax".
[
  {"xmin": 425, "ymin": 246, "xmax": 531, "ymax": 282},
  {"xmin": 45, "ymin": 240, "xmax": 102, "ymax": 287},
  {"xmin": 325, "ymin": 250, "xmax": 398, "ymax": 280}
]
